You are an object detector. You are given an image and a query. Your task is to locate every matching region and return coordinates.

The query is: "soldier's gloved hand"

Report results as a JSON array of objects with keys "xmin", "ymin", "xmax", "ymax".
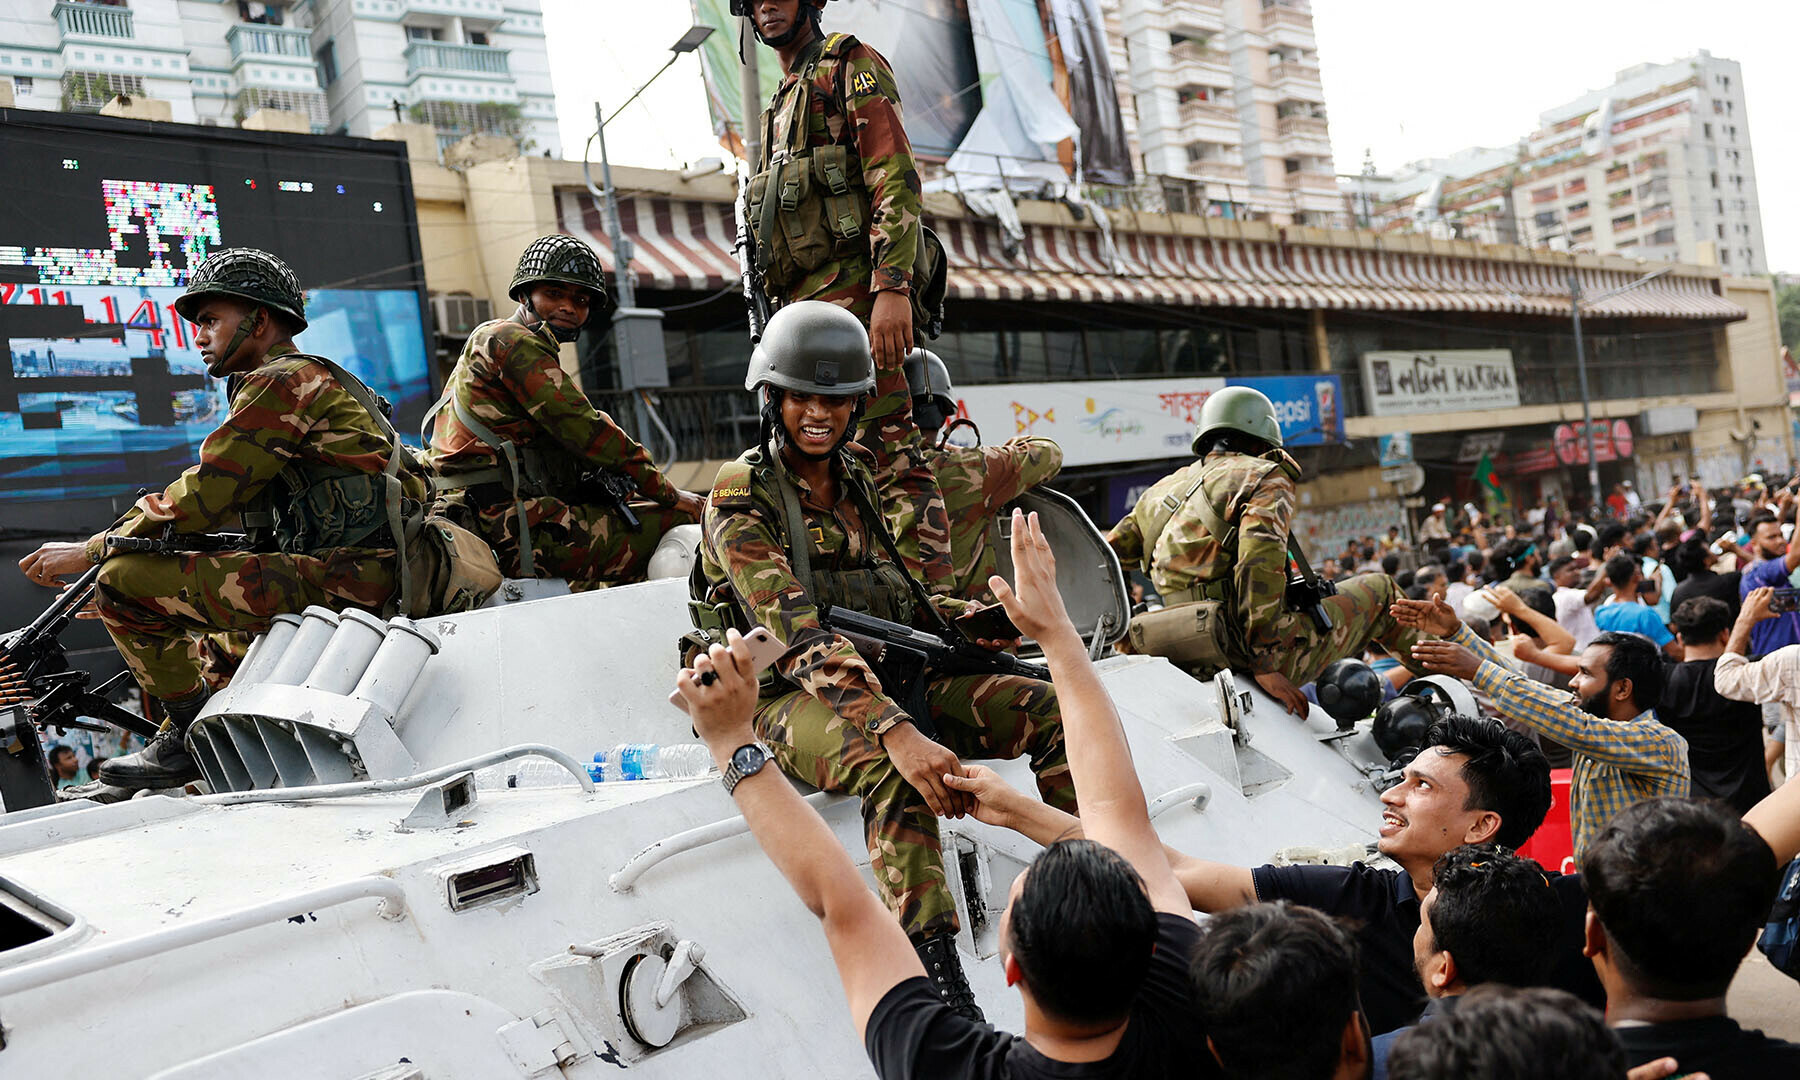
[
  {"xmin": 941, "ymin": 764, "xmax": 1030, "ymax": 831},
  {"xmin": 868, "ymin": 290, "xmax": 913, "ymax": 375},
  {"xmin": 19, "ymin": 542, "xmax": 92, "ymax": 588},
  {"xmin": 1390, "ymin": 596, "xmax": 1461, "ymax": 638},
  {"xmin": 1253, "ymin": 670, "xmax": 1309, "ymax": 718},
  {"xmin": 881, "ymin": 720, "xmax": 969, "ymax": 818}
]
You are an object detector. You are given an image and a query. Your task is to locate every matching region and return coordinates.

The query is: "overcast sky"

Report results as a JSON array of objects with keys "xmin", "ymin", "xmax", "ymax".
[{"xmin": 546, "ymin": 2, "xmax": 1800, "ymax": 271}]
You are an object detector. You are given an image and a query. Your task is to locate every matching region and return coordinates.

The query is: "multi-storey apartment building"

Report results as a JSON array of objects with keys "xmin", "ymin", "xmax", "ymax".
[
  {"xmin": 0, "ymin": 0, "xmax": 560, "ymax": 154},
  {"xmin": 1349, "ymin": 51, "xmax": 1765, "ymax": 273},
  {"xmin": 1114, "ymin": 0, "xmax": 1340, "ymax": 225}
]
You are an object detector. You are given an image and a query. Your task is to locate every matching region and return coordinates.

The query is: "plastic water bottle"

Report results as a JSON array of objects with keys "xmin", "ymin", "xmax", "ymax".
[{"xmin": 589, "ymin": 743, "xmax": 715, "ymax": 782}]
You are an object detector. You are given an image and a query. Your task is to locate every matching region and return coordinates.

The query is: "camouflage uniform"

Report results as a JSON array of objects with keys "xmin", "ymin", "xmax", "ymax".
[
  {"xmin": 423, "ymin": 313, "xmax": 692, "ymax": 586},
  {"xmin": 700, "ymin": 444, "xmax": 1074, "ymax": 942},
  {"xmin": 755, "ymin": 32, "xmax": 952, "ymax": 595},
  {"xmin": 86, "ymin": 343, "xmax": 424, "ymax": 702},
  {"xmin": 888, "ymin": 437, "xmax": 1064, "ymax": 603},
  {"xmin": 1107, "ymin": 452, "xmax": 1424, "ymax": 687}
]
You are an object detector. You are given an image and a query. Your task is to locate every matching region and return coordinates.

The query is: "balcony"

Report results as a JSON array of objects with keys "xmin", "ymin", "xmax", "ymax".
[
  {"xmin": 52, "ymin": 1, "xmax": 133, "ymax": 40},
  {"xmin": 403, "ymin": 0, "xmax": 503, "ymax": 15},
  {"xmin": 227, "ymin": 24, "xmax": 312, "ymax": 62},
  {"xmin": 1259, "ymin": 1, "xmax": 1314, "ymax": 33},
  {"xmin": 1267, "ymin": 60, "xmax": 1321, "ymax": 87},
  {"xmin": 1285, "ymin": 169, "xmax": 1337, "ymax": 192},
  {"xmin": 1193, "ymin": 161, "xmax": 1247, "ymax": 182},
  {"xmin": 1164, "ymin": 0, "xmax": 1224, "ymax": 35},
  {"xmin": 404, "ymin": 41, "xmax": 511, "ymax": 79},
  {"xmin": 1169, "ymin": 39, "xmax": 1231, "ymax": 90},
  {"xmin": 1178, "ymin": 98, "xmax": 1239, "ymax": 141},
  {"xmin": 1276, "ymin": 113, "xmax": 1328, "ymax": 138}
]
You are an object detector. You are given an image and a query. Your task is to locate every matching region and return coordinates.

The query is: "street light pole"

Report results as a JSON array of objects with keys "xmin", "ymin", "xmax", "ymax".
[
  {"xmin": 1569, "ymin": 274, "xmax": 1601, "ymax": 512},
  {"xmin": 591, "ymin": 99, "xmax": 635, "ymax": 312}
]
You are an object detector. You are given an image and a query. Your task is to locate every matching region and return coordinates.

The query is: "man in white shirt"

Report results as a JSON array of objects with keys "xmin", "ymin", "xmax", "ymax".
[
  {"xmin": 1546, "ymin": 555, "xmax": 1600, "ymax": 651},
  {"xmin": 1715, "ymin": 585, "xmax": 1800, "ymax": 783}
]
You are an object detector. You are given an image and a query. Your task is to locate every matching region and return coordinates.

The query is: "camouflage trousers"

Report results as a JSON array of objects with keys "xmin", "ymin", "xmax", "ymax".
[
  {"xmin": 1249, "ymin": 572, "xmax": 1426, "ymax": 687},
  {"xmin": 808, "ymin": 276, "xmax": 954, "ymax": 596},
  {"xmin": 755, "ymin": 672, "xmax": 1074, "ymax": 942},
  {"xmin": 94, "ymin": 548, "xmax": 396, "ymax": 703},
  {"xmin": 463, "ymin": 495, "xmax": 696, "ymax": 591}
]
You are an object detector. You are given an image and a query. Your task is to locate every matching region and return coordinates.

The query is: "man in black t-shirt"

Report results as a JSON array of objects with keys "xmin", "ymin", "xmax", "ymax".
[
  {"xmin": 671, "ymin": 511, "xmax": 1212, "ymax": 1080},
  {"xmin": 1584, "ymin": 798, "xmax": 1800, "ymax": 1076},
  {"xmin": 1667, "ymin": 538, "xmax": 1742, "ymax": 621},
  {"xmin": 1659, "ymin": 598, "xmax": 1770, "ymax": 813}
]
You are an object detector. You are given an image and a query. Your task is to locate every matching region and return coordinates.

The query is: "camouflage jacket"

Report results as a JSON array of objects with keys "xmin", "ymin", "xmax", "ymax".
[
  {"xmin": 87, "ymin": 342, "xmax": 427, "ymax": 562},
  {"xmin": 761, "ymin": 32, "xmax": 921, "ymax": 298},
  {"xmin": 422, "ymin": 312, "xmax": 680, "ymax": 506},
  {"xmin": 888, "ymin": 437, "xmax": 1063, "ymax": 601},
  {"xmin": 701, "ymin": 443, "xmax": 966, "ymax": 741},
  {"xmin": 1106, "ymin": 451, "xmax": 1299, "ymax": 664}
]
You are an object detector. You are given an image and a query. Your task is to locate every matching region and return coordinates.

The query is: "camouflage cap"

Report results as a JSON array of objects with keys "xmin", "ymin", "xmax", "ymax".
[
  {"xmin": 174, "ymin": 247, "xmax": 307, "ymax": 330},
  {"xmin": 746, "ymin": 301, "xmax": 874, "ymax": 397},
  {"xmin": 1192, "ymin": 385, "xmax": 1283, "ymax": 454},
  {"xmin": 509, "ymin": 234, "xmax": 609, "ymax": 310}
]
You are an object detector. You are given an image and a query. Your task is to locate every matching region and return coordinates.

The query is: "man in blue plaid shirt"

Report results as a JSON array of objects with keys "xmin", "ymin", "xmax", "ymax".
[{"xmin": 1394, "ymin": 596, "xmax": 1689, "ymax": 861}]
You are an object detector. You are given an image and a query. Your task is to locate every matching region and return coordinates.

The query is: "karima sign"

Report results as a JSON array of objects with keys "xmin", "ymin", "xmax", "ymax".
[{"xmin": 1360, "ymin": 349, "xmax": 1520, "ymax": 417}]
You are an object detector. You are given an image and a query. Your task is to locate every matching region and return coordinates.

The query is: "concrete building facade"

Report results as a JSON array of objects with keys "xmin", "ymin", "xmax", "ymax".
[{"xmin": 0, "ymin": 0, "xmax": 560, "ymax": 153}]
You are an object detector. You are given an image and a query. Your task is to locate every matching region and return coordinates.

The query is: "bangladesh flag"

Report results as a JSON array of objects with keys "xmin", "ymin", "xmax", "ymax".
[{"xmin": 1476, "ymin": 450, "xmax": 1511, "ymax": 514}]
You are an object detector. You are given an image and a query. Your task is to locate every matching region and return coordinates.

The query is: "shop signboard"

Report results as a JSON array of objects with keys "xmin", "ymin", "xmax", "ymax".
[
  {"xmin": 1359, "ymin": 349, "xmax": 1520, "ymax": 417},
  {"xmin": 1378, "ymin": 432, "xmax": 1414, "ymax": 468},
  {"xmin": 950, "ymin": 375, "xmax": 1344, "ymax": 469},
  {"xmin": 1553, "ymin": 419, "xmax": 1635, "ymax": 466}
]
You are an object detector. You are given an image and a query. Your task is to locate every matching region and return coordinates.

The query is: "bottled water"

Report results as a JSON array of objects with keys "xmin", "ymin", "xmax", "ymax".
[
  {"xmin": 589, "ymin": 743, "xmax": 715, "ymax": 782},
  {"xmin": 473, "ymin": 759, "xmax": 581, "ymax": 789}
]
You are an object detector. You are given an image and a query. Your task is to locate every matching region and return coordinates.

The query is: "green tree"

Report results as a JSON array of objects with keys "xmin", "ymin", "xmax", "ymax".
[{"xmin": 1776, "ymin": 277, "xmax": 1800, "ymax": 352}]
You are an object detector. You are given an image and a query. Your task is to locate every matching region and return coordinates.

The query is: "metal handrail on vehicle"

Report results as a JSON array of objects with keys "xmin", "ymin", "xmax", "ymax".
[
  {"xmin": 610, "ymin": 790, "xmax": 848, "ymax": 893},
  {"xmin": 194, "ymin": 743, "xmax": 595, "ymax": 805},
  {"xmin": 0, "ymin": 876, "xmax": 406, "ymax": 999}
]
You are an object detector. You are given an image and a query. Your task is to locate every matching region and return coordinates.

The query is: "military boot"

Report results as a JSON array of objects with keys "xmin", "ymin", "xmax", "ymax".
[
  {"xmin": 914, "ymin": 934, "xmax": 984, "ymax": 1023},
  {"xmin": 99, "ymin": 692, "xmax": 209, "ymax": 790}
]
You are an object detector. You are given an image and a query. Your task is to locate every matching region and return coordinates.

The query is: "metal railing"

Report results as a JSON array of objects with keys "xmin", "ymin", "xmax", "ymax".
[
  {"xmin": 404, "ymin": 40, "xmax": 511, "ymax": 78},
  {"xmin": 227, "ymin": 23, "xmax": 313, "ymax": 61},
  {"xmin": 1276, "ymin": 114, "xmax": 1330, "ymax": 138},
  {"xmin": 1268, "ymin": 60, "xmax": 1322, "ymax": 85},
  {"xmin": 1178, "ymin": 98, "xmax": 1236, "ymax": 129},
  {"xmin": 52, "ymin": 1, "xmax": 133, "ymax": 40},
  {"xmin": 591, "ymin": 386, "xmax": 761, "ymax": 462}
]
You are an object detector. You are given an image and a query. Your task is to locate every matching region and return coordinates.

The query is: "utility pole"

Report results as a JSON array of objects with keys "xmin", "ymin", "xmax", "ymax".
[
  {"xmin": 1569, "ymin": 275, "xmax": 1601, "ymax": 512},
  {"xmin": 739, "ymin": 17, "xmax": 761, "ymax": 167}
]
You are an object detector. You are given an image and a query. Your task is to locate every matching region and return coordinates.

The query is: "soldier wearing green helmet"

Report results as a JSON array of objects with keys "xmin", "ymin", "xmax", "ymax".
[
  {"xmin": 1106, "ymin": 386, "xmax": 1424, "ymax": 716},
  {"xmin": 421, "ymin": 234, "xmax": 703, "ymax": 587},
  {"xmin": 18, "ymin": 247, "xmax": 434, "ymax": 797},
  {"xmin": 692, "ymin": 301, "xmax": 1075, "ymax": 1023}
]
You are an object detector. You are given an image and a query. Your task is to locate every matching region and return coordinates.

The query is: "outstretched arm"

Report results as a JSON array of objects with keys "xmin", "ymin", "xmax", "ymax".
[{"xmin": 673, "ymin": 632, "xmax": 923, "ymax": 1038}]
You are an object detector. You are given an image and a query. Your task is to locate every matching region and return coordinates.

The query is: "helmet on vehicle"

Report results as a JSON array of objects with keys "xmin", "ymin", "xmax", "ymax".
[
  {"xmin": 904, "ymin": 348, "xmax": 955, "ymax": 431},
  {"xmin": 1191, "ymin": 385, "xmax": 1283, "ymax": 455},
  {"xmin": 1404, "ymin": 674, "xmax": 1478, "ymax": 722},
  {"xmin": 745, "ymin": 301, "xmax": 875, "ymax": 397},
  {"xmin": 174, "ymin": 248, "xmax": 307, "ymax": 331},
  {"xmin": 1370, "ymin": 674, "xmax": 1479, "ymax": 762},
  {"xmin": 1314, "ymin": 658, "xmax": 1384, "ymax": 730},
  {"xmin": 509, "ymin": 234, "xmax": 609, "ymax": 311}
]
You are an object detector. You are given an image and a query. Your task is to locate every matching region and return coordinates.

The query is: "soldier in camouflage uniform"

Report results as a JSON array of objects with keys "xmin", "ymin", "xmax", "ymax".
[
  {"xmin": 890, "ymin": 348, "xmax": 1064, "ymax": 603},
  {"xmin": 423, "ymin": 235, "xmax": 702, "ymax": 587},
  {"xmin": 693, "ymin": 303, "xmax": 1073, "ymax": 1022},
  {"xmin": 1106, "ymin": 386, "xmax": 1424, "ymax": 716},
  {"xmin": 18, "ymin": 248, "xmax": 429, "ymax": 794},
  {"xmin": 739, "ymin": 0, "xmax": 953, "ymax": 596}
]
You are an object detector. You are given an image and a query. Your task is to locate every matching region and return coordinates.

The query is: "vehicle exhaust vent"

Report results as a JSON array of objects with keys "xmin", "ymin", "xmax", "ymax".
[{"xmin": 441, "ymin": 847, "xmax": 538, "ymax": 912}]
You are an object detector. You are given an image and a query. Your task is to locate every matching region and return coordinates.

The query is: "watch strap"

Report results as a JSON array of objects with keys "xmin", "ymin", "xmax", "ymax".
[{"xmin": 722, "ymin": 741, "xmax": 772, "ymax": 796}]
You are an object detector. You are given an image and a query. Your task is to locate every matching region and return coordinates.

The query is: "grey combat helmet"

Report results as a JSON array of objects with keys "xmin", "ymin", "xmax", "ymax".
[
  {"xmin": 745, "ymin": 301, "xmax": 875, "ymax": 397},
  {"xmin": 174, "ymin": 248, "xmax": 307, "ymax": 331},
  {"xmin": 1191, "ymin": 385, "xmax": 1283, "ymax": 455},
  {"xmin": 904, "ymin": 348, "xmax": 954, "ymax": 417}
]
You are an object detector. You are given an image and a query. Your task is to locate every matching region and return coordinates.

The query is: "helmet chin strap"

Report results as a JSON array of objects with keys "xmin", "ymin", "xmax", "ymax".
[
  {"xmin": 520, "ymin": 298, "xmax": 583, "ymax": 343},
  {"xmin": 754, "ymin": 2, "xmax": 822, "ymax": 47},
  {"xmin": 761, "ymin": 388, "xmax": 864, "ymax": 462},
  {"xmin": 211, "ymin": 307, "xmax": 263, "ymax": 373}
]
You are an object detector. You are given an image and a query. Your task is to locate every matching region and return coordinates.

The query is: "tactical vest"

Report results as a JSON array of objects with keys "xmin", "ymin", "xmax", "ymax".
[
  {"xmin": 691, "ymin": 447, "xmax": 918, "ymax": 640},
  {"xmin": 747, "ymin": 33, "xmax": 874, "ymax": 295}
]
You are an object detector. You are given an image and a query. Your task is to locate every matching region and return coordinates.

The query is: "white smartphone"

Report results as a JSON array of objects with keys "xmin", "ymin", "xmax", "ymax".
[{"xmin": 669, "ymin": 626, "xmax": 788, "ymax": 709}]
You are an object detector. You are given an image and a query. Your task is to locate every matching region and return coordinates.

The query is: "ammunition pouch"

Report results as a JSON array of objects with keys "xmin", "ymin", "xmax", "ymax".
[
  {"xmin": 248, "ymin": 470, "xmax": 393, "ymax": 556},
  {"xmin": 1127, "ymin": 594, "xmax": 1242, "ymax": 679},
  {"xmin": 405, "ymin": 511, "xmax": 503, "ymax": 616},
  {"xmin": 810, "ymin": 562, "xmax": 916, "ymax": 627},
  {"xmin": 747, "ymin": 145, "xmax": 871, "ymax": 293}
]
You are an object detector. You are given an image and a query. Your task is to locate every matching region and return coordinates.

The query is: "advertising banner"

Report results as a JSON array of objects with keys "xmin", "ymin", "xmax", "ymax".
[
  {"xmin": 950, "ymin": 375, "xmax": 1343, "ymax": 469},
  {"xmin": 1360, "ymin": 349, "xmax": 1520, "ymax": 417}
]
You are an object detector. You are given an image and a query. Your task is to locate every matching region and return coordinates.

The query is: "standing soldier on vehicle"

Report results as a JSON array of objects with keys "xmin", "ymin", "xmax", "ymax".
[
  {"xmin": 17, "ymin": 248, "xmax": 432, "ymax": 795},
  {"xmin": 737, "ymin": 0, "xmax": 953, "ymax": 595},
  {"xmin": 1107, "ymin": 386, "xmax": 1424, "ymax": 716},
  {"xmin": 423, "ymin": 235, "xmax": 703, "ymax": 587},
  {"xmin": 691, "ymin": 303, "xmax": 1074, "ymax": 1022},
  {"xmin": 891, "ymin": 348, "xmax": 1063, "ymax": 603}
]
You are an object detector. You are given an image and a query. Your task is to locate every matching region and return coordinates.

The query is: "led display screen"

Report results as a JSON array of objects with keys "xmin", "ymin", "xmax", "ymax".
[{"xmin": 0, "ymin": 109, "xmax": 430, "ymax": 512}]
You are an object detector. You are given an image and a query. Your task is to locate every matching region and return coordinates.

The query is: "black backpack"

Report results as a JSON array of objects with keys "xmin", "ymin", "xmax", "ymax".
[{"xmin": 1760, "ymin": 856, "xmax": 1800, "ymax": 981}]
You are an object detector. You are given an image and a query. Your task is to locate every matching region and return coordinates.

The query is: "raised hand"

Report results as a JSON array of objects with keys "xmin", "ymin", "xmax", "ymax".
[
  {"xmin": 988, "ymin": 509, "xmax": 1080, "ymax": 653},
  {"xmin": 1391, "ymin": 596, "xmax": 1461, "ymax": 638}
]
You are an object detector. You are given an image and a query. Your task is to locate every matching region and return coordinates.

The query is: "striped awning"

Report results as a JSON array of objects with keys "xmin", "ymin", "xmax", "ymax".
[{"xmin": 556, "ymin": 189, "xmax": 1744, "ymax": 321}]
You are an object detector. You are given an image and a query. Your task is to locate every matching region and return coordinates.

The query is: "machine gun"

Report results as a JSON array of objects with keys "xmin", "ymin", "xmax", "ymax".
[
  {"xmin": 735, "ymin": 169, "xmax": 773, "ymax": 343},
  {"xmin": 105, "ymin": 528, "xmax": 252, "ymax": 555},
  {"xmin": 1283, "ymin": 540, "xmax": 1336, "ymax": 635},
  {"xmin": 820, "ymin": 606, "xmax": 1051, "ymax": 741},
  {"xmin": 572, "ymin": 470, "xmax": 644, "ymax": 532}
]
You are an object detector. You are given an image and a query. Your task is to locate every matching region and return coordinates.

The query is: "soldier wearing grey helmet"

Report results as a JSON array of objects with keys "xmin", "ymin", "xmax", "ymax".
[
  {"xmin": 18, "ymin": 247, "xmax": 434, "ymax": 797},
  {"xmin": 1106, "ymin": 386, "xmax": 1424, "ymax": 717},
  {"xmin": 421, "ymin": 234, "xmax": 703, "ymax": 588},
  {"xmin": 691, "ymin": 302, "xmax": 1075, "ymax": 1023}
]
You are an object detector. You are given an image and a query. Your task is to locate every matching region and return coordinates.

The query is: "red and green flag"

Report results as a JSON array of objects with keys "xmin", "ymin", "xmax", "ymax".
[{"xmin": 1476, "ymin": 450, "xmax": 1510, "ymax": 513}]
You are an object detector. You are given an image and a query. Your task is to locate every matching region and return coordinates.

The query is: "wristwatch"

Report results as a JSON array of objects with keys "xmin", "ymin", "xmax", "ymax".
[{"xmin": 722, "ymin": 741, "xmax": 773, "ymax": 796}]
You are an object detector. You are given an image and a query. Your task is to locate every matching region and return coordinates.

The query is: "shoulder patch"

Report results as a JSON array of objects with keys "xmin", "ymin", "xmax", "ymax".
[
  {"xmin": 710, "ymin": 459, "xmax": 757, "ymax": 510},
  {"xmin": 850, "ymin": 70, "xmax": 877, "ymax": 97}
]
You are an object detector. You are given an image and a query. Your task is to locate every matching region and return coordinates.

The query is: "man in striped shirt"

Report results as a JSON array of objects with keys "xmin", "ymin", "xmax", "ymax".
[{"xmin": 1397, "ymin": 597, "xmax": 1689, "ymax": 860}]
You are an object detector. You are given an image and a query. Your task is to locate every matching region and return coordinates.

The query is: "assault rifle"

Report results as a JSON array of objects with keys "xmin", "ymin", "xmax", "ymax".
[
  {"xmin": 105, "ymin": 527, "xmax": 252, "ymax": 554},
  {"xmin": 735, "ymin": 169, "xmax": 773, "ymax": 343},
  {"xmin": 0, "ymin": 563, "xmax": 158, "ymax": 740},
  {"xmin": 821, "ymin": 606, "xmax": 1050, "ymax": 741},
  {"xmin": 574, "ymin": 470, "xmax": 643, "ymax": 532}
]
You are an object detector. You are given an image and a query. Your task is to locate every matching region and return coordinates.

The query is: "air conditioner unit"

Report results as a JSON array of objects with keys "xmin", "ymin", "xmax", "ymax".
[{"xmin": 430, "ymin": 293, "xmax": 493, "ymax": 337}]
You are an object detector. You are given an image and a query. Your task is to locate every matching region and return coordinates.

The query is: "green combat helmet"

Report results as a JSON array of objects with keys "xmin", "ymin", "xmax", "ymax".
[
  {"xmin": 174, "ymin": 248, "xmax": 307, "ymax": 331},
  {"xmin": 745, "ymin": 300, "xmax": 875, "ymax": 398},
  {"xmin": 1191, "ymin": 385, "xmax": 1283, "ymax": 455},
  {"xmin": 510, "ymin": 234, "xmax": 609, "ymax": 340}
]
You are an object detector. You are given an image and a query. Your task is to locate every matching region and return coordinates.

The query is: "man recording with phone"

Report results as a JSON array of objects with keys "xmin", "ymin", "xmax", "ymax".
[
  {"xmin": 1715, "ymin": 584, "xmax": 1800, "ymax": 785},
  {"xmin": 1739, "ymin": 512, "xmax": 1800, "ymax": 655}
]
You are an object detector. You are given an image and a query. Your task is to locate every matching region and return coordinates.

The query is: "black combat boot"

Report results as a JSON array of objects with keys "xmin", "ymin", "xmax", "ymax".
[
  {"xmin": 99, "ymin": 692, "xmax": 209, "ymax": 790},
  {"xmin": 914, "ymin": 934, "xmax": 985, "ymax": 1023}
]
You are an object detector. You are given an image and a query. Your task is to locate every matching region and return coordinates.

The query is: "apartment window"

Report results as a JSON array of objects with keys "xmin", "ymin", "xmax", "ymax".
[
  {"xmin": 466, "ymin": 30, "xmax": 490, "ymax": 46},
  {"xmin": 1563, "ymin": 178, "xmax": 1586, "ymax": 195},
  {"xmin": 1284, "ymin": 157, "xmax": 1301, "ymax": 174},
  {"xmin": 1703, "ymin": 122, "xmax": 1712, "ymax": 138},
  {"xmin": 314, "ymin": 41, "xmax": 337, "ymax": 87},
  {"xmin": 1570, "ymin": 225, "xmax": 1593, "ymax": 242},
  {"xmin": 1567, "ymin": 200, "xmax": 1589, "ymax": 219},
  {"xmin": 14, "ymin": 76, "xmax": 31, "ymax": 92},
  {"xmin": 1648, "ymin": 227, "xmax": 1676, "ymax": 246},
  {"xmin": 1716, "ymin": 198, "xmax": 1725, "ymax": 213},
  {"xmin": 406, "ymin": 25, "xmax": 443, "ymax": 41},
  {"xmin": 1734, "ymin": 175, "xmax": 1743, "ymax": 190},
  {"xmin": 1710, "ymin": 171, "xmax": 1719, "ymax": 189},
  {"xmin": 1721, "ymin": 250, "xmax": 1731, "ymax": 265},
  {"xmin": 1611, "ymin": 213, "xmax": 1636, "ymax": 231},
  {"xmin": 239, "ymin": 1, "xmax": 285, "ymax": 25},
  {"xmin": 1713, "ymin": 99, "xmax": 1723, "ymax": 113}
]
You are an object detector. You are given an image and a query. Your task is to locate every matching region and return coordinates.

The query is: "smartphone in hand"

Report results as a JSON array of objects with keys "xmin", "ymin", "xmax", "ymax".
[{"xmin": 955, "ymin": 605, "xmax": 1021, "ymax": 642}]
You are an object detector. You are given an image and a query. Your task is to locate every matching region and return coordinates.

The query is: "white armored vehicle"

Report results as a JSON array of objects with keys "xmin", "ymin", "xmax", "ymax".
[{"xmin": 0, "ymin": 494, "xmax": 1400, "ymax": 1078}]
